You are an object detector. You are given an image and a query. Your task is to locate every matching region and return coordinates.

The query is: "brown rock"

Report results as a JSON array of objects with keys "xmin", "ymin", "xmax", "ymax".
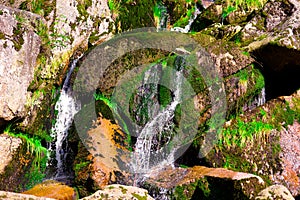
[
  {"xmin": 146, "ymin": 166, "xmax": 265, "ymax": 199},
  {"xmin": 23, "ymin": 180, "xmax": 77, "ymax": 200}
]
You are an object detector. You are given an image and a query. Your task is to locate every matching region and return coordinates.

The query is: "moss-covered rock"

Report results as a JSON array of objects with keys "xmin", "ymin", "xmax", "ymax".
[
  {"xmin": 204, "ymin": 89, "xmax": 300, "ymax": 196},
  {"xmin": 0, "ymin": 132, "xmax": 47, "ymax": 192},
  {"xmin": 81, "ymin": 184, "xmax": 154, "ymax": 200},
  {"xmin": 0, "ymin": 5, "xmax": 41, "ymax": 127},
  {"xmin": 144, "ymin": 166, "xmax": 265, "ymax": 200}
]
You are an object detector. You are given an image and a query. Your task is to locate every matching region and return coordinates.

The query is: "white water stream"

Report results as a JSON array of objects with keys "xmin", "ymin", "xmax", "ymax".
[
  {"xmin": 50, "ymin": 57, "xmax": 81, "ymax": 179},
  {"xmin": 132, "ymin": 64, "xmax": 183, "ymax": 175}
]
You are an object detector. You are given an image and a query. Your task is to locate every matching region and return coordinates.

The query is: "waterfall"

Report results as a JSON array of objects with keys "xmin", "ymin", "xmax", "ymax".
[
  {"xmin": 157, "ymin": 3, "xmax": 168, "ymax": 31},
  {"xmin": 50, "ymin": 56, "xmax": 81, "ymax": 181},
  {"xmin": 171, "ymin": 4, "xmax": 201, "ymax": 33},
  {"xmin": 256, "ymin": 87, "xmax": 266, "ymax": 106},
  {"xmin": 132, "ymin": 60, "xmax": 184, "ymax": 178},
  {"xmin": 243, "ymin": 87, "xmax": 266, "ymax": 111}
]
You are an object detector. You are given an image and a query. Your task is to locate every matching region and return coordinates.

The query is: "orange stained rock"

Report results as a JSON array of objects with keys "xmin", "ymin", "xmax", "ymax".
[
  {"xmin": 22, "ymin": 180, "xmax": 76, "ymax": 200},
  {"xmin": 87, "ymin": 116, "xmax": 130, "ymax": 188}
]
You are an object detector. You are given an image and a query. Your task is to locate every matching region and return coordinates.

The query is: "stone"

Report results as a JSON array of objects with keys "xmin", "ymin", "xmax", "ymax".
[
  {"xmin": 0, "ymin": 134, "xmax": 22, "ymax": 174},
  {"xmin": 255, "ymin": 185, "xmax": 295, "ymax": 200},
  {"xmin": 0, "ymin": 5, "xmax": 41, "ymax": 126},
  {"xmin": 40, "ymin": 0, "xmax": 113, "ymax": 80},
  {"xmin": 203, "ymin": 88, "xmax": 300, "ymax": 197},
  {"xmin": 23, "ymin": 180, "xmax": 77, "ymax": 200},
  {"xmin": 271, "ymin": 121, "xmax": 300, "ymax": 196},
  {"xmin": 74, "ymin": 116, "xmax": 131, "ymax": 196},
  {"xmin": 242, "ymin": 0, "xmax": 300, "ymax": 51},
  {"xmin": 0, "ymin": 191, "xmax": 54, "ymax": 200},
  {"xmin": 80, "ymin": 184, "xmax": 154, "ymax": 200},
  {"xmin": 145, "ymin": 166, "xmax": 265, "ymax": 199}
]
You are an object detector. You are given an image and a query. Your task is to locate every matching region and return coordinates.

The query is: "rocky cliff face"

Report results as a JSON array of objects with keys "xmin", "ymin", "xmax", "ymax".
[
  {"xmin": 0, "ymin": 0, "xmax": 299, "ymax": 199},
  {"xmin": 0, "ymin": 6, "xmax": 41, "ymax": 126}
]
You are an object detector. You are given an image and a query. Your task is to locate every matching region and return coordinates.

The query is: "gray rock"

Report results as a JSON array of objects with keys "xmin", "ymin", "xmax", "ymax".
[
  {"xmin": 0, "ymin": 134, "xmax": 22, "ymax": 174},
  {"xmin": 80, "ymin": 184, "xmax": 154, "ymax": 200},
  {"xmin": 243, "ymin": 0, "xmax": 300, "ymax": 51},
  {"xmin": 0, "ymin": 5, "xmax": 41, "ymax": 125},
  {"xmin": 255, "ymin": 185, "xmax": 295, "ymax": 200}
]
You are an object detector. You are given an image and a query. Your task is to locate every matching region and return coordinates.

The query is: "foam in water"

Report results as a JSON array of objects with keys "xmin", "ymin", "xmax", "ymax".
[
  {"xmin": 171, "ymin": 4, "xmax": 201, "ymax": 33},
  {"xmin": 132, "ymin": 64, "xmax": 183, "ymax": 177},
  {"xmin": 243, "ymin": 87, "xmax": 266, "ymax": 111},
  {"xmin": 50, "ymin": 57, "xmax": 81, "ymax": 179}
]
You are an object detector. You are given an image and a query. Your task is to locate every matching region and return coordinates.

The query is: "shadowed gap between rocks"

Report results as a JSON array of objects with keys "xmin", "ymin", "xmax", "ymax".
[{"xmin": 251, "ymin": 44, "xmax": 300, "ymax": 101}]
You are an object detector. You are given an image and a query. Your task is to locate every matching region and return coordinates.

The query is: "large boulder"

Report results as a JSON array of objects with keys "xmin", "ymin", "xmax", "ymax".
[
  {"xmin": 0, "ymin": 134, "xmax": 22, "ymax": 175},
  {"xmin": 0, "ymin": 132, "xmax": 48, "ymax": 192},
  {"xmin": 145, "ymin": 166, "xmax": 265, "ymax": 199},
  {"xmin": 73, "ymin": 116, "xmax": 131, "ymax": 196},
  {"xmin": 80, "ymin": 184, "xmax": 154, "ymax": 200},
  {"xmin": 203, "ymin": 89, "xmax": 300, "ymax": 197},
  {"xmin": 255, "ymin": 185, "xmax": 295, "ymax": 200},
  {"xmin": 23, "ymin": 180, "xmax": 77, "ymax": 200},
  {"xmin": 0, "ymin": 5, "xmax": 41, "ymax": 127}
]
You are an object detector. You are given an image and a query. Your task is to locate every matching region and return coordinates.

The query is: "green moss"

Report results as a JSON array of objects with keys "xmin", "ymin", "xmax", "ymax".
[
  {"xmin": 115, "ymin": 0, "xmax": 156, "ymax": 32},
  {"xmin": 271, "ymin": 102, "xmax": 300, "ymax": 130},
  {"xmin": 131, "ymin": 193, "xmax": 147, "ymax": 200},
  {"xmin": 4, "ymin": 126, "xmax": 48, "ymax": 190},
  {"xmin": 119, "ymin": 186, "xmax": 127, "ymax": 194},
  {"xmin": 218, "ymin": 116, "xmax": 273, "ymax": 149},
  {"xmin": 19, "ymin": 0, "xmax": 55, "ymax": 17},
  {"xmin": 158, "ymin": 84, "xmax": 172, "ymax": 108},
  {"xmin": 74, "ymin": 161, "xmax": 91, "ymax": 176},
  {"xmin": 0, "ymin": 31, "xmax": 5, "ymax": 40},
  {"xmin": 226, "ymin": 0, "xmax": 265, "ymax": 10},
  {"xmin": 12, "ymin": 23, "xmax": 25, "ymax": 51},
  {"xmin": 173, "ymin": 180, "xmax": 208, "ymax": 200}
]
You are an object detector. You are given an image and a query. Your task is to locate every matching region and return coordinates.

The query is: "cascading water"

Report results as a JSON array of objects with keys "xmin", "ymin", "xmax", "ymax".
[
  {"xmin": 243, "ymin": 87, "xmax": 266, "ymax": 111},
  {"xmin": 132, "ymin": 58, "xmax": 184, "ymax": 182},
  {"xmin": 49, "ymin": 56, "xmax": 81, "ymax": 182},
  {"xmin": 171, "ymin": 4, "xmax": 201, "ymax": 33}
]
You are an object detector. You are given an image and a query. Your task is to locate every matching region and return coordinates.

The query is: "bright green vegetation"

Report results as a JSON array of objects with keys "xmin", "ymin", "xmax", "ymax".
[
  {"xmin": 173, "ymin": 5, "xmax": 195, "ymax": 28},
  {"xmin": 94, "ymin": 92, "xmax": 116, "ymax": 110},
  {"xmin": 74, "ymin": 161, "xmax": 91, "ymax": 177},
  {"xmin": 218, "ymin": 116, "xmax": 273, "ymax": 149},
  {"xmin": 271, "ymin": 101, "xmax": 300, "ymax": 130},
  {"xmin": 226, "ymin": 65, "xmax": 265, "ymax": 116},
  {"xmin": 222, "ymin": 6, "xmax": 236, "ymax": 20},
  {"xmin": 4, "ymin": 126, "xmax": 48, "ymax": 189},
  {"xmin": 225, "ymin": 0, "xmax": 265, "ymax": 10},
  {"xmin": 108, "ymin": 0, "xmax": 121, "ymax": 15},
  {"xmin": 19, "ymin": 0, "xmax": 55, "ymax": 17}
]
